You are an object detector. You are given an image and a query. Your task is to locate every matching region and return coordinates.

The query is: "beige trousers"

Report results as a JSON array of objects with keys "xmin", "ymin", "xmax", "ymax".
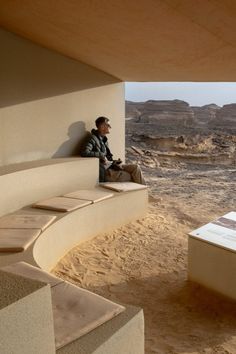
[{"xmin": 106, "ymin": 164, "xmax": 145, "ymax": 185}]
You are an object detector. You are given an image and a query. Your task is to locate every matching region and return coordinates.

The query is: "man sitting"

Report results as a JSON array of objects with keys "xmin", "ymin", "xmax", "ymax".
[{"xmin": 81, "ymin": 116, "xmax": 145, "ymax": 184}]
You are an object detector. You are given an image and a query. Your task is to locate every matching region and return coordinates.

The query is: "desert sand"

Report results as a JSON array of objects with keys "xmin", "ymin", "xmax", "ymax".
[{"xmin": 53, "ymin": 157, "xmax": 236, "ymax": 354}]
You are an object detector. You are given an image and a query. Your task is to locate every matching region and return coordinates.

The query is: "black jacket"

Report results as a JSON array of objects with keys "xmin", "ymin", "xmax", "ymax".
[
  {"xmin": 81, "ymin": 129, "xmax": 113, "ymax": 161},
  {"xmin": 81, "ymin": 130, "xmax": 113, "ymax": 182}
]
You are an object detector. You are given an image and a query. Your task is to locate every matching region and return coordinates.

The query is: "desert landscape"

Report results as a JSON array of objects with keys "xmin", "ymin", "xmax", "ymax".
[{"xmin": 53, "ymin": 100, "xmax": 236, "ymax": 354}]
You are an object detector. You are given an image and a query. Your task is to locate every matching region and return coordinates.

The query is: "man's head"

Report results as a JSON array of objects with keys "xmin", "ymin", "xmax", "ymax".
[{"xmin": 95, "ymin": 116, "xmax": 111, "ymax": 136}]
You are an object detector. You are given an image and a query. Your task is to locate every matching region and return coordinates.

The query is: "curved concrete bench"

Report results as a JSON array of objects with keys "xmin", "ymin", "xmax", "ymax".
[
  {"xmin": 0, "ymin": 159, "xmax": 147, "ymax": 353},
  {"xmin": 0, "ymin": 185, "xmax": 147, "ymax": 271}
]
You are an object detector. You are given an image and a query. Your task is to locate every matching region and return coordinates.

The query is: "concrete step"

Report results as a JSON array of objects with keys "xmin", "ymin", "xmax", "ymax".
[{"xmin": 0, "ymin": 158, "xmax": 98, "ymax": 217}]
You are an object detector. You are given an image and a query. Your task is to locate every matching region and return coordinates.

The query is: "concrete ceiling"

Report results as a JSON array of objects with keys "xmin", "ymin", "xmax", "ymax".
[{"xmin": 1, "ymin": 0, "xmax": 236, "ymax": 81}]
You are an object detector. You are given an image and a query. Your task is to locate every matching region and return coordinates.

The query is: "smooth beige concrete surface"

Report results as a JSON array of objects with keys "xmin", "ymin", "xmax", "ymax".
[
  {"xmin": 33, "ymin": 189, "xmax": 148, "ymax": 271},
  {"xmin": 0, "ymin": 28, "xmax": 119, "ymax": 108},
  {"xmin": 0, "ymin": 270, "xmax": 55, "ymax": 353},
  {"xmin": 0, "ymin": 158, "xmax": 83, "ymax": 176},
  {"xmin": 0, "ymin": 158, "xmax": 98, "ymax": 217},
  {"xmin": 0, "ymin": 269, "xmax": 44, "ymax": 308},
  {"xmin": 57, "ymin": 305, "xmax": 144, "ymax": 354},
  {"xmin": 188, "ymin": 236, "xmax": 236, "ymax": 300},
  {"xmin": 0, "ymin": 29, "xmax": 125, "ymax": 166},
  {"xmin": 1, "ymin": 1, "xmax": 236, "ymax": 81}
]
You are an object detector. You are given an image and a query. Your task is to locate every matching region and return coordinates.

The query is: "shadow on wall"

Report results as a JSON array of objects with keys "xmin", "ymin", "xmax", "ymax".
[
  {"xmin": 53, "ymin": 121, "xmax": 90, "ymax": 158},
  {"xmin": 0, "ymin": 28, "xmax": 119, "ymax": 108}
]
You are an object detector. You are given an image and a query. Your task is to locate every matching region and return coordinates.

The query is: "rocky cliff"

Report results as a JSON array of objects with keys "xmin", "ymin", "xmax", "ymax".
[
  {"xmin": 208, "ymin": 104, "xmax": 236, "ymax": 133},
  {"xmin": 191, "ymin": 104, "xmax": 220, "ymax": 125},
  {"xmin": 125, "ymin": 100, "xmax": 236, "ymax": 163},
  {"xmin": 126, "ymin": 100, "xmax": 236, "ymax": 134},
  {"xmin": 126, "ymin": 99, "xmax": 195, "ymax": 127}
]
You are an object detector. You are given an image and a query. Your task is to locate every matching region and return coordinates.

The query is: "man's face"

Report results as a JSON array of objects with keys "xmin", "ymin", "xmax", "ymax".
[{"xmin": 98, "ymin": 122, "xmax": 111, "ymax": 135}]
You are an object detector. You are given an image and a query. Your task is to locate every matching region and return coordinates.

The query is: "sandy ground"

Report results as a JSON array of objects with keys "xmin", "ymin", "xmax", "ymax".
[{"xmin": 53, "ymin": 161, "xmax": 236, "ymax": 354}]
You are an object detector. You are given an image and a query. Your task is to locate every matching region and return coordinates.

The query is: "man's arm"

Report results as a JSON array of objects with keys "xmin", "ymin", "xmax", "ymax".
[{"xmin": 81, "ymin": 137, "xmax": 105, "ymax": 159}]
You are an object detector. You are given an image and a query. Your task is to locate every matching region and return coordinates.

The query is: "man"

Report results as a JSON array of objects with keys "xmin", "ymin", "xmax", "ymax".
[{"xmin": 81, "ymin": 116, "xmax": 145, "ymax": 184}]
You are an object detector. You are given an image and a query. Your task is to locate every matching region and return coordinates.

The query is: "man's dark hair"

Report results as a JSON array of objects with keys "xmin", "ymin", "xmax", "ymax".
[{"xmin": 95, "ymin": 116, "xmax": 110, "ymax": 127}]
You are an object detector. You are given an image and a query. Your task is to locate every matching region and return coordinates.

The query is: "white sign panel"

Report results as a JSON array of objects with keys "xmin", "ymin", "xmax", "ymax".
[{"xmin": 189, "ymin": 212, "xmax": 236, "ymax": 252}]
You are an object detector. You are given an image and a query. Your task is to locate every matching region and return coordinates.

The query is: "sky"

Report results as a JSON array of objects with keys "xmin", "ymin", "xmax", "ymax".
[{"xmin": 125, "ymin": 82, "xmax": 236, "ymax": 107}]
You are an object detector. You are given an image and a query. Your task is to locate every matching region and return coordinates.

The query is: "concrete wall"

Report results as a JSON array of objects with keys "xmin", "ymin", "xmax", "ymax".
[
  {"xmin": 0, "ymin": 29, "xmax": 125, "ymax": 166},
  {"xmin": 0, "ymin": 158, "xmax": 98, "ymax": 218}
]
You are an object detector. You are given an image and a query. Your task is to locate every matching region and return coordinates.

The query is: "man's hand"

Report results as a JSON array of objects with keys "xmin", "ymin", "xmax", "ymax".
[
  {"xmin": 113, "ymin": 158, "xmax": 122, "ymax": 165},
  {"xmin": 102, "ymin": 157, "xmax": 113, "ymax": 169},
  {"xmin": 103, "ymin": 157, "xmax": 110, "ymax": 164},
  {"xmin": 100, "ymin": 155, "xmax": 108, "ymax": 164},
  {"xmin": 111, "ymin": 159, "xmax": 123, "ymax": 171}
]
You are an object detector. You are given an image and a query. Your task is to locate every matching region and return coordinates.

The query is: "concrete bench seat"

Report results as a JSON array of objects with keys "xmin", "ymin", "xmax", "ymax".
[
  {"xmin": 0, "ymin": 267, "xmax": 144, "ymax": 354},
  {"xmin": 0, "ymin": 214, "xmax": 56, "ymax": 253},
  {"xmin": 0, "ymin": 229, "xmax": 41, "ymax": 253},
  {"xmin": 33, "ymin": 197, "xmax": 92, "ymax": 212},
  {"xmin": 64, "ymin": 189, "xmax": 114, "ymax": 203},
  {"xmin": 2, "ymin": 262, "xmax": 125, "ymax": 350},
  {"xmin": 101, "ymin": 181, "xmax": 147, "ymax": 192},
  {"xmin": 0, "ymin": 269, "xmax": 56, "ymax": 353},
  {"xmin": 0, "ymin": 214, "xmax": 57, "ymax": 230}
]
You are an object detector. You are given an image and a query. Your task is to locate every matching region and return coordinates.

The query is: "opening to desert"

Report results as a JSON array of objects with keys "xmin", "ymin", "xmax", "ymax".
[{"xmin": 53, "ymin": 83, "xmax": 236, "ymax": 354}]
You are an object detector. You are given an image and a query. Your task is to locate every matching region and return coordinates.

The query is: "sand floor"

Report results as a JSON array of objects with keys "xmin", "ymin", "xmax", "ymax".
[{"xmin": 53, "ymin": 163, "xmax": 236, "ymax": 354}]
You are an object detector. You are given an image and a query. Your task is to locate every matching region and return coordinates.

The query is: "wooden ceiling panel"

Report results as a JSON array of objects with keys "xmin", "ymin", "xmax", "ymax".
[{"xmin": 1, "ymin": 0, "xmax": 236, "ymax": 81}]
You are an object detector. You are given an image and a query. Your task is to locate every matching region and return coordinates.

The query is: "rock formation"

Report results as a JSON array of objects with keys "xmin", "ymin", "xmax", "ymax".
[
  {"xmin": 191, "ymin": 104, "xmax": 220, "ymax": 125},
  {"xmin": 125, "ymin": 100, "xmax": 236, "ymax": 165},
  {"xmin": 127, "ymin": 100, "xmax": 195, "ymax": 127},
  {"xmin": 125, "ymin": 101, "xmax": 144, "ymax": 119},
  {"xmin": 208, "ymin": 104, "xmax": 236, "ymax": 133},
  {"xmin": 126, "ymin": 100, "xmax": 236, "ymax": 134}
]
